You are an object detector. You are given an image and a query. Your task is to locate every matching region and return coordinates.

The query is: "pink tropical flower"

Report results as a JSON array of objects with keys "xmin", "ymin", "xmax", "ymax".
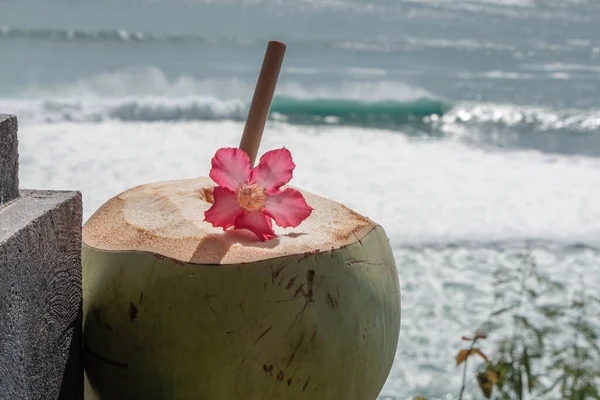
[{"xmin": 204, "ymin": 147, "xmax": 313, "ymax": 241}]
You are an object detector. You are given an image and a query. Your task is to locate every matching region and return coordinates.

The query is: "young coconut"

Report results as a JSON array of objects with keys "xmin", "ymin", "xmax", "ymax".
[{"xmin": 82, "ymin": 41, "xmax": 401, "ymax": 399}]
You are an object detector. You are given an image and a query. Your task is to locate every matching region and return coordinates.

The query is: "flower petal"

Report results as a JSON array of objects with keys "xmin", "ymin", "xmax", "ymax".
[
  {"xmin": 264, "ymin": 188, "xmax": 313, "ymax": 228},
  {"xmin": 234, "ymin": 210, "xmax": 276, "ymax": 241},
  {"xmin": 204, "ymin": 187, "xmax": 243, "ymax": 230},
  {"xmin": 209, "ymin": 148, "xmax": 251, "ymax": 192},
  {"xmin": 249, "ymin": 147, "xmax": 295, "ymax": 191}
]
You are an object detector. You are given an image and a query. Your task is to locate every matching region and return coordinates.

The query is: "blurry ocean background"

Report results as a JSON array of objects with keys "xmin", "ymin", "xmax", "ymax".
[{"xmin": 2, "ymin": 0, "xmax": 600, "ymax": 398}]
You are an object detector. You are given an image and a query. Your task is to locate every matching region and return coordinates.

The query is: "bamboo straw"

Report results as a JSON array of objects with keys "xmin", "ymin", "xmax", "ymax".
[{"xmin": 239, "ymin": 40, "xmax": 286, "ymax": 166}]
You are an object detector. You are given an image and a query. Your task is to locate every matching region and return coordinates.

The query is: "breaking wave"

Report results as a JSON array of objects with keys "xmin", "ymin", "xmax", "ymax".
[
  {"xmin": 2, "ymin": 96, "xmax": 449, "ymax": 125},
  {"xmin": 5, "ymin": 95, "xmax": 600, "ymax": 134}
]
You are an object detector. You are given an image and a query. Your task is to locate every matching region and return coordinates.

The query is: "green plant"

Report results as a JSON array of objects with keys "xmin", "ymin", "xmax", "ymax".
[
  {"xmin": 465, "ymin": 251, "xmax": 600, "ymax": 400},
  {"xmin": 540, "ymin": 281, "xmax": 600, "ymax": 399},
  {"xmin": 416, "ymin": 250, "xmax": 600, "ymax": 400}
]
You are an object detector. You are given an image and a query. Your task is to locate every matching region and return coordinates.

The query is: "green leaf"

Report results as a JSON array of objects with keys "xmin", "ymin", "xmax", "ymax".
[
  {"xmin": 534, "ymin": 273, "xmax": 564, "ymax": 291},
  {"xmin": 578, "ymin": 322, "xmax": 600, "ymax": 354},
  {"xmin": 494, "ymin": 360, "xmax": 510, "ymax": 386},
  {"xmin": 522, "ymin": 347, "xmax": 535, "ymax": 393},
  {"xmin": 516, "ymin": 366, "xmax": 524, "ymax": 400},
  {"xmin": 479, "ymin": 320, "xmax": 501, "ymax": 334},
  {"xmin": 536, "ymin": 304, "xmax": 564, "ymax": 320},
  {"xmin": 491, "ymin": 306, "xmax": 517, "ymax": 317}
]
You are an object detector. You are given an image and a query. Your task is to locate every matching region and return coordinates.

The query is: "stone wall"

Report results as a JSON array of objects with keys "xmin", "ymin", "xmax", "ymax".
[{"xmin": 0, "ymin": 114, "xmax": 83, "ymax": 399}]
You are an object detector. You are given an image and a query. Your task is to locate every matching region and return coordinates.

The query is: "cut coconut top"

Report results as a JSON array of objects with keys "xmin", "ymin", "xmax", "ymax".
[{"xmin": 83, "ymin": 177, "xmax": 376, "ymax": 265}]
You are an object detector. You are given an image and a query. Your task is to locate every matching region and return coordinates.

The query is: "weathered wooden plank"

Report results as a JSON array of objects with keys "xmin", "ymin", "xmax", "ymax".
[
  {"xmin": 0, "ymin": 114, "xmax": 19, "ymax": 205},
  {"xmin": 0, "ymin": 190, "xmax": 83, "ymax": 399}
]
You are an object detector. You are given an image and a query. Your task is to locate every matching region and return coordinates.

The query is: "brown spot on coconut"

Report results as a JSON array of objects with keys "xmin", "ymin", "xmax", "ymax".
[{"xmin": 82, "ymin": 177, "xmax": 401, "ymax": 400}]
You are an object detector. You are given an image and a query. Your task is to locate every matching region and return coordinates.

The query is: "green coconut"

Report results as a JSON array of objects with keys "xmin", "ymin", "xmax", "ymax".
[{"xmin": 82, "ymin": 177, "xmax": 400, "ymax": 400}]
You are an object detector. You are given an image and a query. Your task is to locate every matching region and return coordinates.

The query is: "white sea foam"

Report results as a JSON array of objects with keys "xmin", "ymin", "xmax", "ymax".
[
  {"xmin": 15, "ymin": 120, "xmax": 600, "ymax": 248},
  {"xmin": 438, "ymin": 103, "xmax": 600, "ymax": 132}
]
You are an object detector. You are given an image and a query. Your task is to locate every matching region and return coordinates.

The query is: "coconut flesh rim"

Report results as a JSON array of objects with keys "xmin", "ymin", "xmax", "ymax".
[{"xmin": 83, "ymin": 177, "xmax": 376, "ymax": 265}]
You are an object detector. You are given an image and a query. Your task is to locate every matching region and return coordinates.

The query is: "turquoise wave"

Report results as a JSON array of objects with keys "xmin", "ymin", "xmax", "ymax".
[
  {"xmin": 9, "ymin": 96, "xmax": 451, "ymax": 128},
  {"xmin": 270, "ymin": 97, "xmax": 450, "ymax": 127}
]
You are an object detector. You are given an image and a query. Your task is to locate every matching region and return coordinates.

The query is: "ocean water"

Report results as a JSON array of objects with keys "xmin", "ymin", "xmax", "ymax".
[{"xmin": 2, "ymin": 0, "xmax": 600, "ymax": 398}]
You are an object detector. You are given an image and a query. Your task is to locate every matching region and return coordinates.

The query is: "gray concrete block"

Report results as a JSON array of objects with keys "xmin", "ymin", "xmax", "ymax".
[
  {"xmin": 0, "ymin": 114, "xmax": 19, "ymax": 205},
  {"xmin": 0, "ymin": 190, "xmax": 83, "ymax": 400}
]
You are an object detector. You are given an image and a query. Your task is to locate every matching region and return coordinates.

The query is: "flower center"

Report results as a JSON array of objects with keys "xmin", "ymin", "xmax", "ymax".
[{"xmin": 237, "ymin": 184, "xmax": 266, "ymax": 211}]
